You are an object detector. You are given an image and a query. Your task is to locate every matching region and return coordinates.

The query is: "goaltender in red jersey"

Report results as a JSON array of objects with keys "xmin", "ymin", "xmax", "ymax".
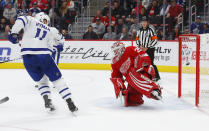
[{"xmin": 110, "ymin": 41, "xmax": 162, "ymax": 106}]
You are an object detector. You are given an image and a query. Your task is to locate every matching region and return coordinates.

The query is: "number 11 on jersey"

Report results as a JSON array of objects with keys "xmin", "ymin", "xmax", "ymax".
[{"xmin": 35, "ymin": 28, "xmax": 47, "ymax": 40}]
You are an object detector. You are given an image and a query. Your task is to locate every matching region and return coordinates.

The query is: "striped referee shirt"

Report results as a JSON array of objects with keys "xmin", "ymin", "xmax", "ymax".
[{"xmin": 136, "ymin": 26, "xmax": 158, "ymax": 48}]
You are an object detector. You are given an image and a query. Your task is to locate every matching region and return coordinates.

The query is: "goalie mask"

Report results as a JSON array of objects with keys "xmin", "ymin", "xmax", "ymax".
[{"xmin": 111, "ymin": 42, "xmax": 125, "ymax": 57}]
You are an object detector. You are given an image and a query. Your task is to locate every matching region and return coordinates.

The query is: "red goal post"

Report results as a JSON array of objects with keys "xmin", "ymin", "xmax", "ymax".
[{"xmin": 178, "ymin": 34, "xmax": 200, "ymax": 106}]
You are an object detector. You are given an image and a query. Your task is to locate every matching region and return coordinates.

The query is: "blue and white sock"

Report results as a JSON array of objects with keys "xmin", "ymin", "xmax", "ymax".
[
  {"xmin": 38, "ymin": 85, "xmax": 51, "ymax": 96},
  {"xmin": 53, "ymin": 78, "xmax": 71, "ymax": 100}
]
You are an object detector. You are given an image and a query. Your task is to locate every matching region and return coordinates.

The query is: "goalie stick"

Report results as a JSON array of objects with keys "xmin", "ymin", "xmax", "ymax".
[{"xmin": 0, "ymin": 96, "xmax": 9, "ymax": 104}]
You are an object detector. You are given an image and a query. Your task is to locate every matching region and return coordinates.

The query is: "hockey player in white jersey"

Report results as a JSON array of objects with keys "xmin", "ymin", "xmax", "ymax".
[
  {"xmin": 8, "ymin": 13, "xmax": 78, "ymax": 113},
  {"xmin": 33, "ymin": 12, "xmax": 64, "ymax": 112},
  {"xmin": 33, "ymin": 13, "xmax": 65, "ymax": 112}
]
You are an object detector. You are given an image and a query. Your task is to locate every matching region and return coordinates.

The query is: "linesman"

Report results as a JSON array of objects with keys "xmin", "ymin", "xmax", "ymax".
[{"xmin": 136, "ymin": 16, "xmax": 160, "ymax": 81}]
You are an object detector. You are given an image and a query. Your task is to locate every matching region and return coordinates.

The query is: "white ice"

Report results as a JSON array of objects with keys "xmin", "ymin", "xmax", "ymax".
[{"xmin": 0, "ymin": 69, "xmax": 209, "ymax": 131}]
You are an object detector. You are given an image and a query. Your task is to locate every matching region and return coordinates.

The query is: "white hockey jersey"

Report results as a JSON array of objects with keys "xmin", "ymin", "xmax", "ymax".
[
  {"xmin": 50, "ymin": 27, "xmax": 65, "ymax": 49},
  {"xmin": 11, "ymin": 16, "xmax": 64, "ymax": 55}
]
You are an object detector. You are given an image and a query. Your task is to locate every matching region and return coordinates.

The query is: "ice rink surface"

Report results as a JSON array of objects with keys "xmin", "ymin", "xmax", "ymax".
[{"xmin": 0, "ymin": 69, "xmax": 209, "ymax": 131}]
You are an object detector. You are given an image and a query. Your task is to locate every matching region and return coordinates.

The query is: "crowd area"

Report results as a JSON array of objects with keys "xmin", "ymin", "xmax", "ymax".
[
  {"xmin": 0, "ymin": 0, "xmax": 208, "ymax": 40},
  {"xmin": 0, "ymin": 0, "xmax": 82, "ymax": 39}
]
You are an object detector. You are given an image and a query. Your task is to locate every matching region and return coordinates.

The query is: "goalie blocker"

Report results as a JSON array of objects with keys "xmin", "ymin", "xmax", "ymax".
[{"xmin": 110, "ymin": 42, "xmax": 162, "ymax": 107}]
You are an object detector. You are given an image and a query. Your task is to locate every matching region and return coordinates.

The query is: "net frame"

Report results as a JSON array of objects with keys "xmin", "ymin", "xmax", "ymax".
[{"xmin": 178, "ymin": 34, "xmax": 200, "ymax": 106}]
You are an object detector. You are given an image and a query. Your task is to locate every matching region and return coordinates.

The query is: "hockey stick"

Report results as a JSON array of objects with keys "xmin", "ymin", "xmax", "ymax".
[
  {"xmin": 0, "ymin": 97, "xmax": 9, "ymax": 104},
  {"xmin": 0, "ymin": 57, "xmax": 22, "ymax": 64}
]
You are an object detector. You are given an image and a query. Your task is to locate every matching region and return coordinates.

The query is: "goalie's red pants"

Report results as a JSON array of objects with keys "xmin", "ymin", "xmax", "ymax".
[{"xmin": 124, "ymin": 68, "xmax": 160, "ymax": 106}]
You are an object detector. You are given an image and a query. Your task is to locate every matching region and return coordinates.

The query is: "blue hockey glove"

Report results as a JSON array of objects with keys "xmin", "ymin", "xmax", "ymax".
[
  {"xmin": 54, "ymin": 44, "xmax": 64, "ymax": 52},
  {"xmin": 8, "ymin": 32, "xmax": 19, "ymax": 44}
]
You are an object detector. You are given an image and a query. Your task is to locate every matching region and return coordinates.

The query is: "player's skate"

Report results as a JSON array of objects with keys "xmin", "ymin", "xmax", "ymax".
[
  {"xmin": 43, "ymin": 95, "xmax": 55, "ymax": 112},
  {"xmin": 66, "ymin": 98, "xmax": 78, "ymax": 113},
  {"xmin": 151, "ymin": 89, "xmax": 162, "ymax": 100}
]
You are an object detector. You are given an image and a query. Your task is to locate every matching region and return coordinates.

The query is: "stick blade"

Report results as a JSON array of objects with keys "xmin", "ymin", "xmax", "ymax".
[{"xmin": 0, "ymin": 97, "xmax": 9, "ymax": 104}]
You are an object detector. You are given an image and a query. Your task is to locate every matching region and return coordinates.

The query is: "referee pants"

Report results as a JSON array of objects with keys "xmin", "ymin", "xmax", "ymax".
[{"xmin": 146, "ymin": 47, "xmax": 160, "ymax": 80}]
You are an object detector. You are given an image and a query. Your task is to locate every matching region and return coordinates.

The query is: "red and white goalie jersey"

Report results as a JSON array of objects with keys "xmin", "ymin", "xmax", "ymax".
[
  {"xmin": 111, "ymin": 46, "xmax": 155, "ymax": 79},
  {"xmin": 110, "ymin": 42, "xmax": 162, "ymax": 107}
]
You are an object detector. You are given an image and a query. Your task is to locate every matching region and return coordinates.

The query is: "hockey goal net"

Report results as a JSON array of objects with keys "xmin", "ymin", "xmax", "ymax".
[{"xmin": 178, "ymin": 34, "xmax": 209, "ymax": 107}]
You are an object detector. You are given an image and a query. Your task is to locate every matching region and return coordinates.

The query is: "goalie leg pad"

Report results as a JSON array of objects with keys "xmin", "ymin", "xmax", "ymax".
[
  {"xmin": 53, "ymin": 77, "xmax": 71, "ymax": 100},
  {"xmin": 124, "ymin": 85, "xmax": 144, "ymax": 107},
  {"xmin": 36, "ymin": 75, "xmax": 51, "ymax": 96},
  {"xmin": 110, "ymin": 78, "xmax": 126, "ymax": 98},
  {"xmin": 127, "ymin": 85, "xmax": 144, "ymax": 106},
  {"xmin": 126, "ymin": 68, "xmax": 161, "ymax": 99}
]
